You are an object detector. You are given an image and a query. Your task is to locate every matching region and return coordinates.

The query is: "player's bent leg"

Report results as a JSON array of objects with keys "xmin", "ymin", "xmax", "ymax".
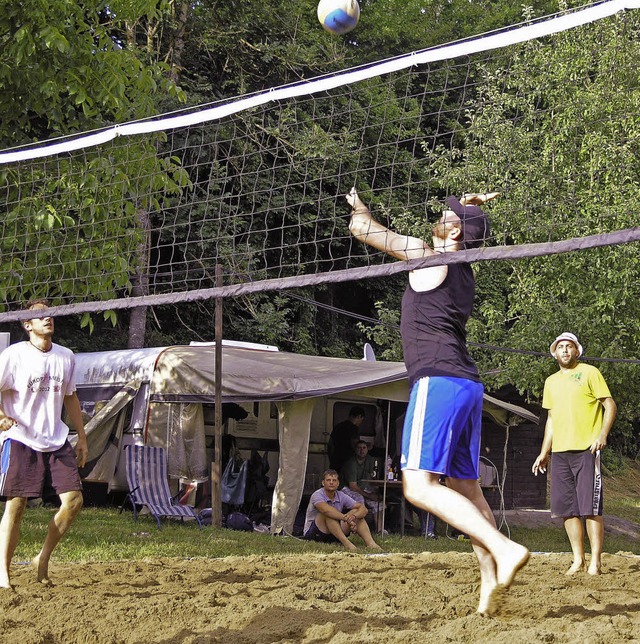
[
  {"xmin": 446, "ymin": 478, "xmax": 530, "ymax": 615},
  {"xmin": 562, "ymin": 516, "xmax": 586, "ymax": 575},
  {"xmin": 585, "ymin": 515, "xmax": 604, "ymax": 575},
  {"xmin": 446, "ymin": 478, "xmax": 499, "ymax": 615},
  {"xmin": 34, "ymin": 490, "xmax": 83, "ymax": 585},
  {"xmin": 0, "ymin": 497, "xmax": 28, "ymax": 590}
]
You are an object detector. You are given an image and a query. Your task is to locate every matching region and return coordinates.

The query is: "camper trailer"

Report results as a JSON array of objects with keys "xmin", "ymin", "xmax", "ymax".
[
  {"xmin": 73, "ymin": 342, "xmax": 411, "ymax": 533},
  {"xmin": 223, "ymin": 396, "xmax": 388, "ymax": 493},
  {"xmin": 73, "ymin": 342, "xmax": 542, "ymax": 534}
]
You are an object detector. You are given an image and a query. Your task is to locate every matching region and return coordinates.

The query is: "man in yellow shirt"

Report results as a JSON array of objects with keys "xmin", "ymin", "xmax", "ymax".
[{"xmin": 533, "ymin": 332, "xmax": 617, "ymax": 576}]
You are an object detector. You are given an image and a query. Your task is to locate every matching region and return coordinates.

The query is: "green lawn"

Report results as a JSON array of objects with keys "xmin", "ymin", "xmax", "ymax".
[
  {"xmin": 6, "ymin": 459, "xmax": 638, "ymax": 563},
  {"xmin": 8, "ymin": 502, "xmax": 639, "ymax": 564}
]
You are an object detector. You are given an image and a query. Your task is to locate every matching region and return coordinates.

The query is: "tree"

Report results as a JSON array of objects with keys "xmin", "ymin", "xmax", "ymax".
[
  {"xmin": 155, "ymin": 0, "xmax": 564, "ymax": 355},
  {"xmin": 418, "ymin": 10, "xmax": 640, "ymax": 452},
  {"xmin": 0, "ymin": 0, "xmax": 188, "ymax": 346},
  {"xmin": 0, "ymin": 0, "xmax": 576, "ymax": 355}
]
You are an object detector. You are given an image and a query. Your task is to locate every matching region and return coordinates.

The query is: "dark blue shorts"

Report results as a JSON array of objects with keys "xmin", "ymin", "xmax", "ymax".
[
  {"xmin": 0, "ymin": 439, "xmax": 82, "ymax": 498},
  {"xmin": 303, "ymin": 522, "xmax": 339, "ymax": 543},
  {"xmin": 551, "ymin": 450, "xmax": 602, "ymax": 518},
  {"xmin": 401, "ymin": 376, "xmax": 484, "ymax": 479}
]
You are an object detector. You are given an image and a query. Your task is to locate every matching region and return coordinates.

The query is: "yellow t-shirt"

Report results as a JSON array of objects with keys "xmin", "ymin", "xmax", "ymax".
[{"xmin": 542, "ymin": 362, "xmax": 611, "ymax": 452}]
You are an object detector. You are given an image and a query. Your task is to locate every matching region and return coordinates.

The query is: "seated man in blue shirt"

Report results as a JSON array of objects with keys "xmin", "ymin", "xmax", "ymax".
[{"xmin": 303, "ymin": 469, "xmax": 381, "ymax": 551}]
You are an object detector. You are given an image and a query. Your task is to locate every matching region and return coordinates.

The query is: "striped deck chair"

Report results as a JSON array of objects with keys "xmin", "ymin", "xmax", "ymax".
[{"xmin": 124, "ymin": 445, "xmax": 203, "ymax": 529}]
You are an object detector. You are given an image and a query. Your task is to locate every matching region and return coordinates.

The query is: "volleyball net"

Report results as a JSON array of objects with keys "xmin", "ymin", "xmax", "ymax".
[{"xmin": 1, "ymin": 0, "xmax": 639, "ymax": 323}]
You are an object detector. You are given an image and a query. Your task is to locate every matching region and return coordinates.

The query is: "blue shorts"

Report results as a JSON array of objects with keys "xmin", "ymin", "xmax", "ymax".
[{"xmin": 401, "ymin": 376, "xmax": 484, "ymax": 479}]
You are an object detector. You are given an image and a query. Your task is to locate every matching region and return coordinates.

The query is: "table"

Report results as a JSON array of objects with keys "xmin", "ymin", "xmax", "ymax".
[{"xmin": 361, "ymin": 479, "xmax": 406, "ymax": 537}]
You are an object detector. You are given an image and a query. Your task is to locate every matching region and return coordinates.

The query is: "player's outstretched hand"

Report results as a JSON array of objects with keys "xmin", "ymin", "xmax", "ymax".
[
  {"xmin": 461, "ymin": 191, "xmax": 501, "ymax": 206},
  {"xmin": 346, "ymin": 186, "xmax": 359, "ymax": 209}
]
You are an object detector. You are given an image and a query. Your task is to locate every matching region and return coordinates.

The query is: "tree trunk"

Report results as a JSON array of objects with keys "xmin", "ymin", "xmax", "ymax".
[
  {"xmin": 168, "ymin": 1, "xmax": 190, "ymax": 83},
  {"xmin": 128, "ymin": 208, "xmax": 151, "ymax": 349}
]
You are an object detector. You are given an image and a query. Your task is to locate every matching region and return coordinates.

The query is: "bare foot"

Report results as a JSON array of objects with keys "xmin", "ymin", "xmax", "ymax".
[
  {"xmin": 477, "ymin": 583, "xmax": 505, "ymax": 617},
  {"xmin": 477, "ymin": 581, "xmax": 497, "ymax": 617},
  {"xmin": 496, "ymin": 543, "xmax": 530, "ymax": 589},
  {"xmin": 0, "ymin": 569, "xmax": 12, "ymax": 590},
  {"xmin": 32, "ymin": 555, "xmax": 54, "ymax": 586},
  {"xmin": 0, "ymin": 580, "xmax": 14, "ymax": 591},
  {"xmin": 587, "ymin": 564, "xmax": 601, "ymax": 576},
  {"xmin": 565, "ymin": 560, "xmax": 585, "ymax": 576}
]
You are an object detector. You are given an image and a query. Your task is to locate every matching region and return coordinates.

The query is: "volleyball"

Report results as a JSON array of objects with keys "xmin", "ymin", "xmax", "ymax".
[{"xmin": 317, "ymin": 0, "xmax": 360, "ymax": 35}]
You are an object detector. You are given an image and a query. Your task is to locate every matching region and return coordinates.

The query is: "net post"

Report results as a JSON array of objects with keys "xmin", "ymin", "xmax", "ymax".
[{"xmin": 211, "ymin": 264, "xmax": 224, "ymax": 528}]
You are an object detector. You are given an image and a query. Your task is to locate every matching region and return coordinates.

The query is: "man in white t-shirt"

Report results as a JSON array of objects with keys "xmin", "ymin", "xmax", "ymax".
[{"xmin": 0, "ymin": 299, "xmax": 88, "ymax": 589}]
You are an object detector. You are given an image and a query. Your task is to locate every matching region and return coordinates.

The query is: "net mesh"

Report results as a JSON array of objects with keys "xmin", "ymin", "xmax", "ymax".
[{"xmin": 1, "ymin": 2, "xmax": 640, "ymax": 322}]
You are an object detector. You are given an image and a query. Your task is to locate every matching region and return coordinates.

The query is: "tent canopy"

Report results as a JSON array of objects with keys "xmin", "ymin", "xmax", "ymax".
[
  {"xmin": 148, "ymin": 345, "xmax": 410, "ymax": 402},
  {"xmin": 74, "ymin": 344, "xmax": 410, "ymax": 403},
  {"xmin": 75, "ymin": 345, "xmax": 537, "ymax": 424},
  {"xmin": 73, "ymin": 344, "xmax": 538, "ymax": 533}
]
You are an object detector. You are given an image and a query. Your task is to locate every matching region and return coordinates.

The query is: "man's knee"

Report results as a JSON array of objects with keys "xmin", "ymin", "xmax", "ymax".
[
  {"xmin": 60, "ymin": 491, "xmax": 83, "ymax": 514},
  {"xmin": 2, "ymin": 497, "xmax": 27, "ymax": 521},
  {"xmin": 447, "ymin": 477, "xmax": 483, "ymax": 500},
  {"xmin": 403, "ymin": 470, "xmax": 440, "ymax": 501},
  {"xmin": 325, "ymin": 516, "xmax": 349, "ymax": 535}
]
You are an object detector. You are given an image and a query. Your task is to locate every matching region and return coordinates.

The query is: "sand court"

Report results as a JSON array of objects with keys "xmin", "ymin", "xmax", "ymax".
[{"xmin": 0, "ymin": 551, "xmax": 638, "ymax": 643}]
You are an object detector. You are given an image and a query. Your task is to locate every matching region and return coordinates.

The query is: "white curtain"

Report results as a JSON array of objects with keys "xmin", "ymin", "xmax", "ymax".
[{"xmin": 270, "ymin": 398, "xmax": 316, "ymax": 534}]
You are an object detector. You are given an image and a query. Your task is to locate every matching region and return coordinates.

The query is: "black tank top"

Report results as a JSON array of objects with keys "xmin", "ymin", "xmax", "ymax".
[{"xmin": 400, "ymin": 263, "xmax": 480, "ymax": 387}]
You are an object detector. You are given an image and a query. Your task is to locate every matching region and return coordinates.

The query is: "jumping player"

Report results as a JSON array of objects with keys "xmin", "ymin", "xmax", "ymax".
[{"xmin": 347, "ymin": 188, "xmax": 529, "ymax": 616}]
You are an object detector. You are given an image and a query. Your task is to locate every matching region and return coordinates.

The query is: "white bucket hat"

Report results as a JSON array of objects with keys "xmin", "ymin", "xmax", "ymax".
[{"xmin": 549, "ymin": 332, "xmax": 583, "ymax": 357}]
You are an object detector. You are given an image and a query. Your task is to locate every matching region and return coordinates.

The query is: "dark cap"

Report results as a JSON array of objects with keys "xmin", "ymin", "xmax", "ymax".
[{"xmin": 445, "ymin": 196, "xmax": 490, "ymax": 249}]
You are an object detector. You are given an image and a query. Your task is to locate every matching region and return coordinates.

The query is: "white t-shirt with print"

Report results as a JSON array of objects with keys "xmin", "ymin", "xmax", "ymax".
[{"xmin": 0, "ymin": 341, "xmax": 77, "ymax": 452}]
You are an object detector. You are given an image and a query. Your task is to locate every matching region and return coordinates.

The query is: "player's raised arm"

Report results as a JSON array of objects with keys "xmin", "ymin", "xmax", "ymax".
[
  {"xmin": 459, "ymin": 192, "xmax": 501, "ymax": 207},
  {"xmin": 346, "ymin": 187, "xmax": 433, "ymax": 261}
]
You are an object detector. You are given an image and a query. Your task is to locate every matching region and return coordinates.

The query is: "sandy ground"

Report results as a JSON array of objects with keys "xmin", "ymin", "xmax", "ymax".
[{"xmin": 1, "ymin": 549, "xmax": 639, "ymax": 644}]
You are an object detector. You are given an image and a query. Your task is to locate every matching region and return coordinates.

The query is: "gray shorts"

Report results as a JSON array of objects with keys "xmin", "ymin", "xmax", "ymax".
[
  {"xmin": 0, "ymin": 439, "xmax": 82, "ymax": 498},
  {"xmin": 550, "ymin": 450, "xmax": 602, "ymax": 518}
]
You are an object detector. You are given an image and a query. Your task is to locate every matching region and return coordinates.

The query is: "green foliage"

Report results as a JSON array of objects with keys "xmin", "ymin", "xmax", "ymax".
[
  {"xmin": 419, "ymin": 11, "xmax": 640, "ymax": 451},
  {"xmin": 0, "ymin": 0, "xmax": 183, "ymax": 144},
  {"xmin": 0, "ymin": 0, "xmax": 189, "ymax": 318},
  {"xmin": 0, "ymin": 141, "xmax": 188, "ymax": 309},
  {"xmin": 357, "ymin": 0, "xmax": 559, "ymax": 55},
  {"xmin": 357, "ymin": 300, "xmax": 403, "ymax": 362}
]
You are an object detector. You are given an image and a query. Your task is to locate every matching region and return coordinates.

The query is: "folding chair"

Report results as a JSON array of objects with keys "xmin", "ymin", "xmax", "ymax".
[{"xmin": 123, "ymin": 445, "xmax": 203, "ymax": 529}]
